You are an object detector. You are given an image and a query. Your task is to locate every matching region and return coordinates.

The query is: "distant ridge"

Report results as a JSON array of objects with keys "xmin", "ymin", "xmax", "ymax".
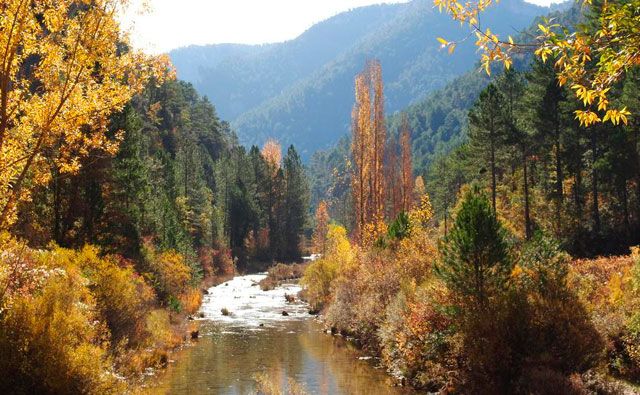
[{"xmin": 170, "ymin": 0, "xmax": 550, "ymax": 158}]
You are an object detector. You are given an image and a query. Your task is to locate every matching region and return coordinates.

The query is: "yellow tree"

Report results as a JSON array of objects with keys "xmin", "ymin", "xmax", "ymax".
[
  {"xmin": 385, "ymin": 135, "xmax": 402, "ymax": 219},
  {"xmin": 0, "ymin": 0, "xmax": 172, "ymax": 227},
  {"xmin": 261, "ymin": 138, "xmax": 282, "ymax": 172},
  {"xmin": 370, "ymin": 60, "xmax": 386, "ymax": 223},
  {"xmin": 434, "ymin": 0, "xmax": 638, "ymax": 127}
]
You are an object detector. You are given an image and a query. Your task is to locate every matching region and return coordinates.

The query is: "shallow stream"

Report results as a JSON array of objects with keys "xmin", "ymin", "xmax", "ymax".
[{"xmin": 145, "ymin": 274, "xmax": 414, "ymax": 394}]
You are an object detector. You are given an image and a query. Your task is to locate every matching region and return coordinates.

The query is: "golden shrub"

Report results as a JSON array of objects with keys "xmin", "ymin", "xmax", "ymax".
[
  {"xmin": 301, "ymin": 225, "xmax": 354, "ymax": 310},
  {"xmin": 0, "ymin": 239, "xmax": 125, "ymax": 394}
]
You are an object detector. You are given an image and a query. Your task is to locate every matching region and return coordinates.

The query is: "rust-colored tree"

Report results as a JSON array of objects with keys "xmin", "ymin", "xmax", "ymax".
[
  {"xmin": 351, "ymin": 60, "xmax": 386, "ymax": 242},
  {"xmin": 385, "ymin": 136, "xmax": 402, "ymax": 219},
  {"xmin": 352, "ymin": 72, "xmax": 372, "ymax": 241},
  {"xmin": 313, "ymin": 200, "xmax": 330, "ymax": 253},
  {"xmin": 400, "ymin": 114, "xmax": 414, "ymax": 212}
]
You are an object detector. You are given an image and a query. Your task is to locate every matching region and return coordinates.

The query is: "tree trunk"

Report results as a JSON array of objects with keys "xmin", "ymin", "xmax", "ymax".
[
  {"xmin": 622, "ymin": 181, "xmax": 630, "ymax": 232},
  {"xmin": 555, "ymin": 121, "xmax": 563, "ymax": 232},
  {"xmin": 53, "ymin": 169, "xmax": 62, "ymax": 244},
  {"xmin": 491, "ymin": 138, "xmax": 497, "ymax": 215},
  {"xmin": 523, "ymin": 145, "xmax": 532, "ymax": 240},
  {"xmin": 591, "ymin": 129, "xmax": 601, "ymax": 234}
]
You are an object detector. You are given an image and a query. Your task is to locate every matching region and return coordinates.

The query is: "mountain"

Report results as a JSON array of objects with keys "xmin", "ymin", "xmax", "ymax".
[
  {"xmin": 386, "ymin": 1, "xmax": 581, "ymax": 174},
  {"xmin": 170, "ymin": 0, "xmax": 552, "ymax": 158}
]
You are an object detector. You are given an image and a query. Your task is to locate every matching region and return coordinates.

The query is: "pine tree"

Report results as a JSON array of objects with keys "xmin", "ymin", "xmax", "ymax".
[
  {"xmin": 400, "ymin": 114, "xmax": 414, "ymax": 212},
  {"xmin": 283, "ymin": 146, "xmax": 309, "ymax": 261},
  {"xmin": 468, "ymin": 84, "xmax": 506, "ymax": 215},
  {"xmin": 524, "ymin": 60, "xmax": 569, "ymax": 233},
  {"xmin": 437, "ymin": 187, "xmax": 511, "ymax": 307},
  {"xmin": 498, "ymin": 70, "xmax": 533, "ymax": 239}
]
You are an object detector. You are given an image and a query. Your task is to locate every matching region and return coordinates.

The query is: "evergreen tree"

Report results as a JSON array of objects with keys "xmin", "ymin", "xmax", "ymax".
[
  {"xmin": 497, "ymin": 70, "xmax": 533, "ymax": 239},
  {"xmin": 468, "ymin": 84, "xmax": 507, "ymax": 214},
  {"xmin": 436, "ymin": 187, "xmax": 512, "ymax": 307},
  {"xmin": 282, "ymin": 146, "xmax": 309, "ymax": 261}
]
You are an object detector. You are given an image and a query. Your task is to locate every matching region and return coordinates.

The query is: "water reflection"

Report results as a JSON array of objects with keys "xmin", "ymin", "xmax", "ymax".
[
  {"xmin": 145, "ymin": 275, "xmax": 414, "ymax": 395},
  {"xmin": 147, "ymin": 321, "xmax": 413, "ymax": 394}
]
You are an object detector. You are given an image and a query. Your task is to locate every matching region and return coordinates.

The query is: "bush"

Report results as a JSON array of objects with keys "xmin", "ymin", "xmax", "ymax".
[
  {"xmin": 142, "ymin": 241, "xmax": 194, "ymax": 305},
  {"xmin": 0, "ymin": 237, "xmax": 125, "ymax": 394},
  {"xmin": 212, "ymin": 248, "xmax": 236, "ymax": 276},
  {"xmin": 569, "ymin": 247, "xmax": 640, "ymax": 381},
  {"xmin": 301, "ymin": 225, "xmax": 354, "ymax": 310},
  {"xmin": 259, "ymin": 262, "xmax": 306, "ymax": 291},
  {"xmin": 379, "ymin": 280, "xmax": 459, "ymax": 391},
  {"xmin": 434, "ymin": 191, "xmax": 602, "ymax": 392},
  {"xmin": 0, "ymin": 234, "xmax": 200, "ymax": 391},
  {"xmin": 56, "ymin": 246, "xmax": 155, "ymax": 347},
  {"xmin": 324, "ymin": 226, "xmax": 438, "ymax": 351}
]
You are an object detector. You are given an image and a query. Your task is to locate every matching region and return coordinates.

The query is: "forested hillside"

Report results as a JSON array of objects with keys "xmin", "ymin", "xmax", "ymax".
[
  {"xmin": 307, "ymin": 2, "xmax": 581, "ymax": 226},
  {"xmin": 170, "ymin": 0, "xmax": 549, "ymax": 156},
  {"xmin": 301, "ymin": 0, "xmax": 640, "ymax": 391},
  {"xmin": 0, "ymin": 2, "xmax": 310, "ymax": 387}
]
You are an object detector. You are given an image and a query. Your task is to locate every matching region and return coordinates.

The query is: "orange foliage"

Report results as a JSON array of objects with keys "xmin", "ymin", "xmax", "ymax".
[
  {"xmin": 313, "ymin": 201, "xmax": 330, "ymax": 253},
  {"xmin": 352, "ymin": 60, "xmax": 386, "ymax": 242},
  {"xmin": 262, "ymin": 139, "xmax": 282, "ymax": 171}
]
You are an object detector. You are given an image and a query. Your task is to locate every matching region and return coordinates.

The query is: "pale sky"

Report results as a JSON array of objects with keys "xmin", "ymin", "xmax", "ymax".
[{"xmin": 120, "ymin": 0, "xmax": 565, "ymax": 54}]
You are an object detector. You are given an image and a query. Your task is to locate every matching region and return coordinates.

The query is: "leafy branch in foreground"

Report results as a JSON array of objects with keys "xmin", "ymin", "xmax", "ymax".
[
  {"xmin": 434, "ymin": 0, "xmax": 638, "ymax": 127},
  {"xmin": 0, "ymin": 0, "xmax": 174, "ymax": 228}
]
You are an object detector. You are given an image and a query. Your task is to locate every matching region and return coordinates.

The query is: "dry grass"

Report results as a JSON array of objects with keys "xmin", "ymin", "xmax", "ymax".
[{"xmin": 259, "ymin": 263, "xmax": 306, "ymax": 291}]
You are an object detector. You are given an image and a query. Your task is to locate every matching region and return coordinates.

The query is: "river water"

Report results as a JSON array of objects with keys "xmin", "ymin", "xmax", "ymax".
[{"xmin": 145, "ymin": 274, "xmax": 414, "ymax": 395}]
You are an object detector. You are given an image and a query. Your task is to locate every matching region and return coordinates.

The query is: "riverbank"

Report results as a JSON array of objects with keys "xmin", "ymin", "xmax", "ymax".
[
  {"xmin": 300, "ymin": 219, "xmax": 640, "ymax": 393},
  {"xmin": 0, "ymin": 234, "xmax": 239, "ymax": 393}
]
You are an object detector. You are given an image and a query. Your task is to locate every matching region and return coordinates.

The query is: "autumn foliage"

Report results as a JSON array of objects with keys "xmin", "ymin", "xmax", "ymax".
[
  {"xmin": 434, "ymin": 0, "xmax": 638, "ymax": 127},
  {"xmin": 0, "ymin": 233, "xmax": 204, "ymax": 393},
  {"xmin": 352, "ymin": 60, "xmax": 387, "ymax": 241},
  {"xmin": 0, "ymin": 0, "xmax": 173, "ymax": 227}
]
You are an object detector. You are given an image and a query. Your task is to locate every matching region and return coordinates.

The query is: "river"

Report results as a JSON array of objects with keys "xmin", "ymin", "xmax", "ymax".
[{"xmin": 145, "ymin": 274, "xmax": 415, "ymax": 395}]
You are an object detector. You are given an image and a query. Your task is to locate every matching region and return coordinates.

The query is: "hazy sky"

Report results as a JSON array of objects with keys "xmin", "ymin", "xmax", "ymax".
[{"xmin": 121, "ymin": 0, "xmax": 565, "ymax": 54}]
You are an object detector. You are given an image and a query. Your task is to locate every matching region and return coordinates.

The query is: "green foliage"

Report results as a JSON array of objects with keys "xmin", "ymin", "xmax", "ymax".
[
  {"xmin": 436, "ymin": 187, "xmax": 511, "ymax": 305},
  {"xmin": 282, "ymin": 146, "xmax": 310, "ymax": 261},
  {"xmin": 387, "ymin": 212, "xmax": 411, "ymax": 242}
]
